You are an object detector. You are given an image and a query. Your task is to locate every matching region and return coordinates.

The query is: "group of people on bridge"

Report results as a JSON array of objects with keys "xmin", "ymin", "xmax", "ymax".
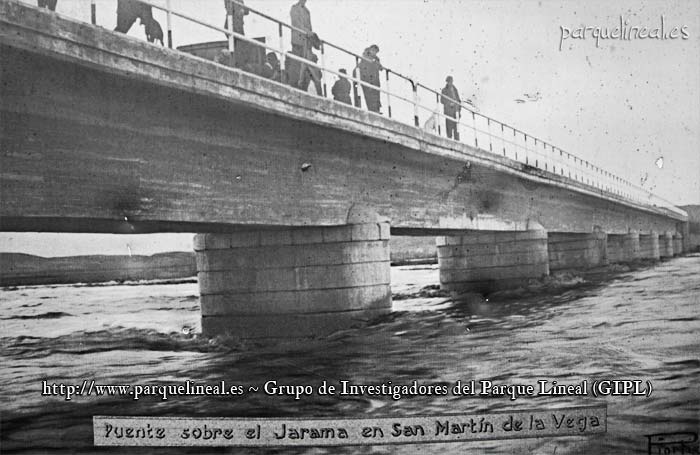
[{"xmin": 36, "ymin": 0, "xmax": 466, "ymax": 139}]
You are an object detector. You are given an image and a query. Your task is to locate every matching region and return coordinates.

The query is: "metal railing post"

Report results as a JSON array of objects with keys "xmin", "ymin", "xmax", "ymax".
[
  {"xmin": 352, "ymin": 57, "xmax": 360, "ymax": 108},
  {"xmin": 278, "ymin": 24, "xmax": 285, "ymax": 80},
  {"xmin": 487, "ymin": 118, "xmax": 492, "ymax": 152},
  {"xmin": 166, "ymin": 0, "xmax": 173, "ymax": 48},
  {"xmin": 501, "ymin": 124, "xmax": 506, "ymax": 157},
  {"xmin": 435, "ymin": 92, "xmax": 441, "ymax": 135},
  {"xmin": 533, "ymin": 138, "xmax": 538, "ymax": 168},
  {"xmin": 320, "ymin": 42, "xmax": 327, "ymax": 97},
  {"xmin": 227, "ymin": 0, "xmax": 234, "ymax": 54},
  {"xmin": 412, "ymin": 82, "xmax": 419, "ymax": 127},
  {"xmin": 385, "ymin": 70, "xmax": 392, "ymax": 118}
]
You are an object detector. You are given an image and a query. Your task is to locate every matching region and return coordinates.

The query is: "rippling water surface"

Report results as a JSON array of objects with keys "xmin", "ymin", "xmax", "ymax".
[{"xmin": 1, "ymin": 255, "xmax": 699, "ymax": 454}]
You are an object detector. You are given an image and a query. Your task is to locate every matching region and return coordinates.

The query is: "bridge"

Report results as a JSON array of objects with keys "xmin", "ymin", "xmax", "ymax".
[{"xmin": 0, "ymin": 0, "xmax": 688, "ymax": 338}]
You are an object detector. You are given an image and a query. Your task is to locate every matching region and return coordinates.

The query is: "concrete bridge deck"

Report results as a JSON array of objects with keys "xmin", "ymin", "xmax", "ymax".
[
  {"xmin": 0, "ymin": 1, "xmax": 686, "ymax": 236},
  {"xmin": 0, "ymin": 1, "xmax": 689, "ymax": 338}
]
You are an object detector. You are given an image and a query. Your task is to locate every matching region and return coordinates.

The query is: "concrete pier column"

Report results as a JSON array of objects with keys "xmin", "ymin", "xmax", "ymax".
[
  {"xmin": 638, "ymin": 232, "xmax": 660, "ymax": 260},
  {"xmin": 659, "ymin": 232, "xmax": 674, "ymax": 258},
  {"xmin": 606, "ymin": 232, "xmax": 640, "ymax": 263},
  {"xmin": 194, "ymin": 222, "xmax": 391, "ymax": 339},
  {"xmin": 673, "ymin": 233, "xmax": 683, "ymax": 256},
  {"xmin": 436, "ymin": 230, "xmax": 549, "ymax": 293},
  {"xmin": 547, "ymin": 232, "xmax": 608, "ymax": 271}
]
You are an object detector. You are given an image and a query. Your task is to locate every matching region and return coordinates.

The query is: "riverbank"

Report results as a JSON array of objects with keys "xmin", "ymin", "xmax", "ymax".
[{"xmin": 0, "ymin": 252, "xmax": 196, "ymax": 286}]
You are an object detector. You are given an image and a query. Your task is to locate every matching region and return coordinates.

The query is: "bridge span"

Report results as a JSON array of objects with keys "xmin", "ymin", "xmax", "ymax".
[{"xmin": 0, "ymin": 1, "xmax": 689, "ymax": 338}]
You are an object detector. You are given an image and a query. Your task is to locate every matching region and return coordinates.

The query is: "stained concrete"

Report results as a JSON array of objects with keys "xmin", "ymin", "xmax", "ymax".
[
  {"xmin": 660, "ymin": 232, "xmax": 674, "ymax": 258},
  {"xmin": 194, "ymin": 223, "xmax": 391, "ymax": 338},
  {"xmin": 436, "ymin": 230, "xmax": 549, "ymax": 293},
  {"xmin": 547, "ymin": 232, "xmax": 607, "ymax": 271},
  {"xmin": 672, "ymin": 234, "xmax": 683, "ymax": 256},
  {"xmin": 0, "ymin": 1, "xmax": 687, "ymax": 236},
  {"xmin": 638, "ymin": 233, "xmax": 660, "ymax": 260},
  {"xmin": 607, "ymin": 233, "xmax": 640, "ymax": 264}
]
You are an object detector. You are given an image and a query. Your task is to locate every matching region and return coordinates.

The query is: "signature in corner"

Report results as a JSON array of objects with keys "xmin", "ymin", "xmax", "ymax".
[{"xmin": 645, "ymin": 432, "xmax": 699, "ymax": 455}]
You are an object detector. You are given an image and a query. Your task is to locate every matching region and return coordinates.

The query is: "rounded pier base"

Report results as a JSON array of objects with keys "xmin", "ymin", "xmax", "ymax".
[
  {"xmin": 659, "ymin": 232, "xmax": 674, "ymax": 258},
  {"xmin": 607, "ymin": 233, "xmax": 640, "ymax": 263},
  {"xmin": 673, "ymin": 234, "xmax": 683, "ymax": 256},
  {"xmin": 547, "ymin": 232, "xmax": 608, "ymax": 271},
  {"xmin": 194, "ymin": 223, "xmax": 391, "ymax": 339},
  {"xmin": 638, "ymin": 232, "xmax": 660, "ymax": 260},
  {"xmin": 436, "ymin": 230, "xmax": 549, "ymax": 293}
]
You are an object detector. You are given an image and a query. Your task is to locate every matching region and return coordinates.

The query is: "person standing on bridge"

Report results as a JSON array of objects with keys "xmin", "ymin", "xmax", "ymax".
[
  {"xmin": 224, "ymin": 0, "xmax": 249, "ymax": 36},
  {"xmin": 290, "ymin": 0, "xmax": 313, "ymax": 58},
  {"xmin": 358, "ymin": 44, "xmax": 383, "ymax": 113},
  {"xmin": 440, "ymin": 76, "xmax": 461, "ymax": 140},
  {"xmin": 299, "ymin": 52, "xmax": 323, "ymax": 95},
  {"xmin": 115, "ymin": 0, "xmax": 163, "ymax": 45},
  {"xmin": 224, "ymin": 0, "xmax": 250, "ymax": 67},
  {"xmin": 37, "ymin": 0, "xmax": 57, "ymax": 11},
  {"xmin": 332, "ymin": 69, "xmax": 352, "ymax": 104},
  {"xmin": 288, "ymin": 0, "xmax": 315, "ymax": 89}
]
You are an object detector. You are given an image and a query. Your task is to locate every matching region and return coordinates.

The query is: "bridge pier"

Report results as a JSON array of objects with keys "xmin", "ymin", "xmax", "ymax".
[
  {"xmin": 606, "ymin": 232, "xmax": 640, "ymax": 263},
  {"xmin": 673, "ymin": 233, "xmax": 683, "ymax": 256},
  {"xmin": 659, "ymin": 232, "xmax": 674, "ymax": 258},
  {"xmin": 547, "ymin": 232, "xmax": 608, "ymax": 271},
  {"xmin": 436, "ymin": 230, "xmax": 549, "ymax": 293},
  {"xmin": 194, "ymin": 222, "xmax": 391, "ymax": 339},
  {"xmin": 638, "ymin": 232, "xmax": 660, "ymax": 260}
]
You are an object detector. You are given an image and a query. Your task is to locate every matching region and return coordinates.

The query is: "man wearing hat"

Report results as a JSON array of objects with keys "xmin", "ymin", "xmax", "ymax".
[
  {"xmin": 332, "ymin": 69, "xmax": 352, "ymax": 104},
  {"xmin": 358, "ymin": 44, "xmax": 383, "ymax": 113},
  {"xmin": 440, "ymin": 76, "xmax": 462, "ymax": 140}
]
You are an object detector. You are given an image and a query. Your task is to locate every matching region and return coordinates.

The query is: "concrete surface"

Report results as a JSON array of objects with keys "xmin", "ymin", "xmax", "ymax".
[
  {"xmin": 194, "ymin": 223, "xmax": 391, "ymax": 338},
  {"xmin": 0, "ymin": 1, "xmax": 687, "ymax": 236},
  {"xmin": 436, "ymin": 230, "xmax": 549, "ymax": 293},
  {"xmin": 547, "ymin": 232, "xmax": 608, "ymax": 271}
]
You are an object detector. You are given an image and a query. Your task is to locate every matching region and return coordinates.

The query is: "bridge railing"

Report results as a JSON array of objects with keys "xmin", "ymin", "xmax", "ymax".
[{"xmin": 26, "ymin": 0, "xmax": 685, "ymax": 218}]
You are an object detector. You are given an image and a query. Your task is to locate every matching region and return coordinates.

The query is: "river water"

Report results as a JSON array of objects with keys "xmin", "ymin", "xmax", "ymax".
[{"xmin": 1, "ymin": 255, "xmax": 699, "ymax": 454}]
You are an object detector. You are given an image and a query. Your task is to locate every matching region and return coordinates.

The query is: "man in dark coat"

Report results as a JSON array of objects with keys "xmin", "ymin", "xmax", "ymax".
[
  {"xmin": 223, "ymin": 0, "xmax": 251, "ymax": 68},
  {"xmin": 299, "ymin": 52, "xmax": 322, "ymax": 95},
  {"xmin": 358, "ymin": 44, "xmax": 382, "ymax": 113},
  {"xmin": 440, "ymin": 75, "xmax": 461, "ymax": 140},
  {"xmin": 115, "ymin": 0, "xmax": 163, "ymax": 45},
  {"xmin": 224, "ymin": 0, "xmax": 248, "ymax": 35},
  {"xmin": 332, "ymin": 69, "xmax": 352, "ymax": 104},
  {"xmin": 290, "ymin": 0, "xmax": 312, "ymax": 57},
  {"xmin": 37, "ymin": 0, "xmax": 57, "ymax": 11}
]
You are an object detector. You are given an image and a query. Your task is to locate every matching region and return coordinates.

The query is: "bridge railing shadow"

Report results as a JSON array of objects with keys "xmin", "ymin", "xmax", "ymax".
[{"xmin": 25, "ymin": 0, "xmax": 686, "ymax": 219}]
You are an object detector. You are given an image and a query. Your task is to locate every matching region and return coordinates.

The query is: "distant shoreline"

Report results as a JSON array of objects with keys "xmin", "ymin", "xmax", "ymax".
[
  {"xmin": 0, "ymin": 237, "xmax": 442, "ymax": 287},
  {"xmin": 0, "ymin": 252, "xmax": 197, "ymax": 287}
]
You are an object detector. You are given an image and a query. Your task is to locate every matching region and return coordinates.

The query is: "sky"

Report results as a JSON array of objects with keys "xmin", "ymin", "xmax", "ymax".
[{"xmin": 1, "ymin": 0, "xmax": 699, "ymax": 256}]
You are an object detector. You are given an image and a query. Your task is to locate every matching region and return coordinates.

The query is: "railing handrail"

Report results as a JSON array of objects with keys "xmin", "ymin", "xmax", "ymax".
[
  {"xmin": 142, "ymin": 0, "xmax": 418, "ymax": 108},
  {"xmin": 228, "ymin": 0, "xmax": 417, "ymax": 82},
  {"xmin": 61, "ymin": 0, "xmax": 685, "ymax": 217}
]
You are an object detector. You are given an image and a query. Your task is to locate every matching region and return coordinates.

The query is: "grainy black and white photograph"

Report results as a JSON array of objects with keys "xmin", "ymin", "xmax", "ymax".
[{"xmin": 1, "ymin": 0, "xmax": 698, "ymax": 453}]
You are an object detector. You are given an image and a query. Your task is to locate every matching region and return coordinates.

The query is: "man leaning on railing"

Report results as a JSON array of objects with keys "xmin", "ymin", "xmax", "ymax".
[
  {"xmin": 332, "ymin": 69, "xmax": 352, "ymax": 105},
  {"xmin": 37, "ymin": 0, "xmax": 57, "ymax": 11},
  {"xmin": 115, "ymin": 0, "xmax": 163, "ymax": 45}
]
